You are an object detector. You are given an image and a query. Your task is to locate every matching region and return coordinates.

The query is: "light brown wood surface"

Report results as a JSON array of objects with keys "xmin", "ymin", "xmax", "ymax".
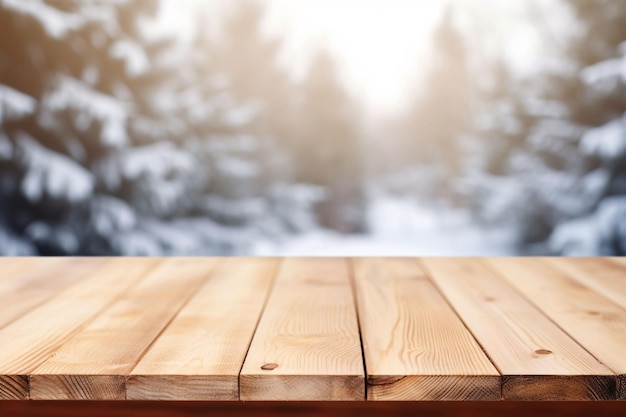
[
  {"xmin": 0, "ymin": 258, "xmax": 105, "ymax": 330},
  {"xmin": 30, "ymin": 259, "xmax": 219, "ymax": 400},
  {"xmin": 352, "ymin": 258, "xmax": 500, "ymax": 400},
  {"xmin": 545, "ymin": 258, "xmax": 626, "ymax": 310},
  {"xmin": 0, "ymin": 259, "xmax": 159, "ymax": 399},
  {"xmin": 127, "ymin": 258, "xmax": 278, "ymax": 400},
  {"xmin": 0, "ymin": 257, "xmax": 624, "ymax": 401},
  {"xmin": 240, "ymin": 258, "xmax": 364, "ymax": 401},
  {"xmin": 421, "ymin": 258, "xmax": 616, "ymax": 401},
  {"xmin": 608, "ymin": 257, "xmax": 626, "ymax": 267},
  {"xmin": 0, "ymin": 258, "xmax": 29, "ymax": 277},
  {"xmin": 485, "ymin": 258, "xmax": 626, "ymax": 400}
]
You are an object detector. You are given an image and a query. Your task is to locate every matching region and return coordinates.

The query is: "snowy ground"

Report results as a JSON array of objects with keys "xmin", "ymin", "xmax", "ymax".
[{"xmin": 254, "ymin": 196, "xmax": 517, "ymax": 256}]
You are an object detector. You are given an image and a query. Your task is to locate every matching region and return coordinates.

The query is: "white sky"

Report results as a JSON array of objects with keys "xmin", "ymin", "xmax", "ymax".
[
  {"xmin": 265, "ymin": 0, "xmax": 444, "ymax": 115},
  {"xmin": 156, "ymin": 0, "xmax": 575, "ymax": 115}
]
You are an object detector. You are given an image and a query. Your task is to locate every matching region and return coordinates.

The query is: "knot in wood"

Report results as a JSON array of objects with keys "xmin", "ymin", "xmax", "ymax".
[
  {"xmin": 261, "ymin": 363, "xmax": 279, "ymax": 371},
  {"xmin": 534, "ymin": 349, "xmax": 552, "ymax": 355}
]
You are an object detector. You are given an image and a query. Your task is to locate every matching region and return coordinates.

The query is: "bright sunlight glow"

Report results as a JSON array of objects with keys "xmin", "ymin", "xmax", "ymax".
[{"xmin": 157, "ymin": 0, "xmax": 574, "ymax": 115}]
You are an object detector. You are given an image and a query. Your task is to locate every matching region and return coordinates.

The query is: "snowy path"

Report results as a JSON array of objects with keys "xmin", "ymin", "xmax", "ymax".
[{"xmin": 255, "ymin": 197, "xmax": 516, "ymax": 256}]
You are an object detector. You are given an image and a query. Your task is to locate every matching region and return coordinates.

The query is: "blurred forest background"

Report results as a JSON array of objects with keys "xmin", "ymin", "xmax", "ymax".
[{"xmin": 1, "ymin": 0, "xmax": 625, "ymax": 256}]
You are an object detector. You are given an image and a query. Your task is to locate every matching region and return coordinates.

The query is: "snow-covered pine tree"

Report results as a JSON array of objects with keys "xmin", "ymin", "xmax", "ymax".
[
  {"xmin": 548, "ymin": 0, "xmax": 626, "ymax": 255},
  {"xmin": 1, "ymin": 0, "xmax": 235, "ymax": 255},
  {"xmin": 0, "ymin": 79, "xmax": 38, "ymax": 254},
  {"xmin": 463, "ymin": 0, "xmax": 626, "ymax": 254},
  {"xmin": 461, "ymin": 60, "xmax": 595, "ymax": 248},
  {"xmin": 401, "ymin": 8, "xmax": 474, "ymax": 205},
  {"xmin": 0, "ymin": 0, "xmax": 210, "ymax": 255},
  {"xmin": 209, "ymin": 0, "xmax": 298, "ymax": 159},
  {"xmin": 200, "ymin": 0, "xmax": 326, "ymax": 239},
  {"xmin": 295, "ymin": 49, "xmax": 365, "ymax": 233},
  {"xmin": 0, "ymin": 0, "xmax": 121, "ymax": 255},
  {"xmin": 97, "ymin": 2, "xmax": 323, "ymax": 255}
]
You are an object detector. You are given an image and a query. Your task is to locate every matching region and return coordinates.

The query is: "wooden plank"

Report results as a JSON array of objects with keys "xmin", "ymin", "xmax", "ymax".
[
  {"xmin": 608, "ymin": 257, "xmax": 626, "ymax": 267},
  {"xmin": 30, "ymin": 258, "xmax": 221, "ymax": 400},
  {"xmin": 421, "ymin": 258, "xmax": 616, "ymax": 400},
  {"xmin": 0, "ymin": 258, "xmax": 31, "ymax": 282},
  {"xmin": 546, "ymin": 258, "xmax": 626, "ymax": 310},
  {"xmin": 485, "ymin": 258, "xmax": 626, "ymax": 400},
  {"xmin": 240, "ymin": 258, "xmax": 364, "ymax": 401},
  {"xmin": 352, "ymin": 258, "xmax": 499, "ymax": 400},
  {"xmin": 127, "ymin": 258, "xmax": 278, "ymax": 401},
  {"xmin": 0, "ymin": 258, "xmax": 159, "ymax": 400},
  {"xmin": 0, "ymin": 258, "xmax": 106, "ymax": 329}
]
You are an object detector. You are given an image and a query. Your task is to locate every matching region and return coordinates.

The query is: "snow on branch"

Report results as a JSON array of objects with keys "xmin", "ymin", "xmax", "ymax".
[
  {"xmin": 550, "ymin": 196, "xmax": 626, "ymax": 255},
  {"xmin": 111, "ymin": 40, "xmax": 150, "ymax": 77},
  {"xmin": 0, "ymin": 84, "xmax": 37, "ymax": 122},
  {"xmin": 96, "ymin": 142, "xmax": 196, "ymax": 190},
  {"xmin": 43, "ymin": 76, "xmax": 129, "ymax": 148},
  {"xmin": 94, "ymin": 142, "xmax": 199, "ymax": 218},
  {"xmin": 528, "ymin": 119, "xmax": 584, "ymax": 153},
  {"xmin": 580, "ymin": 41, "xmax": 626, "ymax": 88},
  {"xmin": 580, "ymin": 113, "xmax": 626, "ymax": 161},
  {"xmin": 201, "ymin": 195, "xmax": 266, "ymax": 225},
  {"xmin": 15, "ymin": 133, "xmax": 94, "ymax": 204},
  {"xmin": 0, "ymin": 223, "xmax": 35, "ymax": 255},
  {"xmin": 1, "ymin": 0, "xmax": 84, "ymax": 39},
  {"xmin": 89, "ymin": 195, "xmax": 137, "ymax": 236}
]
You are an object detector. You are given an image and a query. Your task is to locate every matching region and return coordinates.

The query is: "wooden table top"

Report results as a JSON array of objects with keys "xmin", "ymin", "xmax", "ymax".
[{"xmin": 0, "ymin": 257, "xmax": 624, "ymax": 401}]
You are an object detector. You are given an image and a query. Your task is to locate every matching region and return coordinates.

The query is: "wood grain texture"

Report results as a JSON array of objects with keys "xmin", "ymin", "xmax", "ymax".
[
  {"xmin": 500, "ymin": 375, "xmax": 617, "ymax": 401},
  {"xmin": 0, "ymin": 258, "xmax": 159, "ymax": 400},
  {"xmin": 421, "ymin": 258, "xmax": 616, "ymax": 401},
  {"xmin": 0, "ymin": 258, "xmax": 105, "ymax": 330},
  {"xmin": 240, "ymin": 258, "xmax": 364, "ymax": 401},
  {"xmin": 352, "ymin": 258, "xmax": 500, "ymax": 401},
  {"xmin": 30, "ymin": 258, "xmax": 220, "ymax": 400},
  {"xmin": 545, "ymin": 258, "xmax": 626, "ymax": 310},
  {"xmin": 608, "ymin": 257, "xmax": 626, "ymax": 269},
  {"xmin": 1, "ymin": 257, "xmax": 625, "ymax": 402},
  {"xmin": 127, "ymin": 258, "xmax": 278, "ymax": 401},
  {"xmin": 485, "ymin": 258, "xmax": 626, "ymax": 400},
  {"xmin": 0, "ymin": 258, "xmax": 31, "ymax": 282}
]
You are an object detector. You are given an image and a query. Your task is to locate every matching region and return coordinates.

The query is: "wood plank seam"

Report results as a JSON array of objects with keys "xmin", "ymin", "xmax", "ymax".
[
  {"xmin": 413, "ymin": 258, "xmax": 504, "ymax": 399},
  {"xmin": 547, "ymin": 258, "xmax": 626, "ymax": 311},
  {"xmin": 419, "ymin": 258, "xmax": 616, "ymax": 401},
  {"xmin": 126, "ymin": 258, "xmax": 277, "ymax": 401},
  {"xmin": 346, "ymin": 258, "xmax": 369, "ymax": 401},
  {"xmin": 239, "ymin": 258, "xmax": 365, "ymax": 401},
  {"xmin": 352, "ymin": 258, "xmax": 500, "ymax": 401},
  {"xmin": 479, "ymin": 258, "xmax": 621, "ymax": 372},
  {"xmin": 28, "ymin": 260, "xmax": 166, "ymax": 400},
  {"xmin": 236, "ymin": 259, "xmax": 283, "ymax": 401},
  {"xmin": 0, "ymin": 259, "xmax": 164, "ymax": 399},
  {"xmin": 122, "ymin": 262, "xmax": 221, "ymax": 400},
  {"xmin": 0, "ymin": 259, "xmax": 107, "ymax": 331},
  {"xmin": 0, "ymin": 258, "xmax": 623, "ymax": 402},
  {"xmin": 30, "ymin": 259, "xmax": 220, "ymax": 400},
  {"xmin": 481, "ymin": 258, "xmax": 626, "ymax": 401}
]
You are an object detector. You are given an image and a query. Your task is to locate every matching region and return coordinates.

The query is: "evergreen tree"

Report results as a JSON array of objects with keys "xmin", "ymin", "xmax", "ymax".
[
  {"xmin": 402, "ymin": 8, "xmax": 474, "ymax": 203},
  {"xmin": 0, "ymin": 0, "xmax": 318, "ymax": 255},
  {"xmin": 0, "ymin": 0, "xmax": 155, "ymax": 255},
  {"xmin": 296, "ymin": 50, "xmax": 365, "ymax": 232},
  {"xmin": 462, "ymin": 61, "xmax": 591, "ymax": 247},
  {"xmin": 464, "ymin": 0, "xmax": 626, "ymax": 254},
  {"xmin": 548, "ymin": 0, "xmax": 626, "ymax": 254},
  {"xmin": 208, "ymin": 0, "xmax": 298, "ymax": 171},
  {"xmin": 208, "ymin": 1, "xmax": 364, "ymax": 233}
]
